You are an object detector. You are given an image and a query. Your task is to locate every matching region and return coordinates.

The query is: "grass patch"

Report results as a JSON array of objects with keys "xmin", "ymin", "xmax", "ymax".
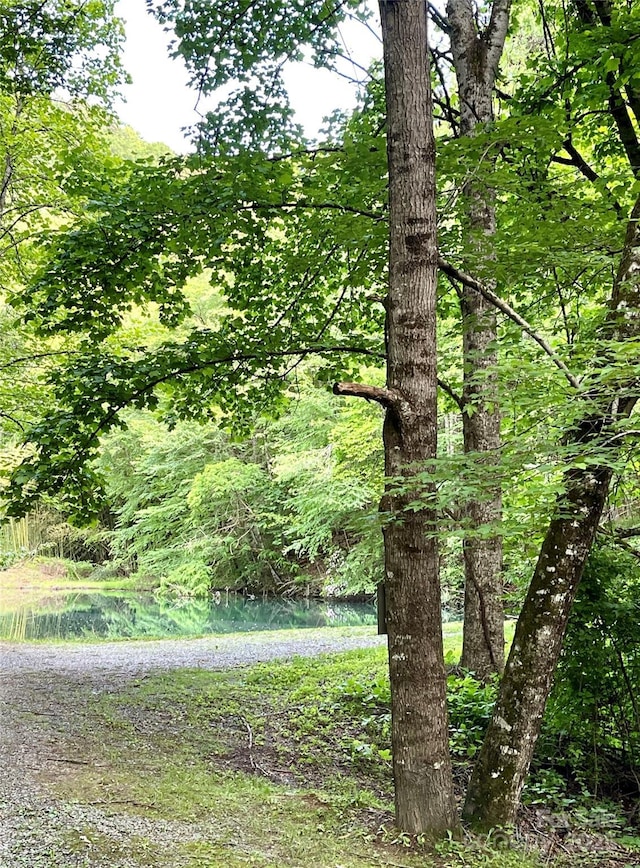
[
  {"xmin": 62, "ymin": 828, "xmax": 165, "ymax": 867},
  {"xmin": 60, "ymin": 744, "xmax": 541, "ymax": 868},
  {"xmin": 33, "ymin": 620, "xmax": 635, "ymax": 867},
  {"xmin": 46, "ymin": 634, "xmax": 550, "ymax": 867}
]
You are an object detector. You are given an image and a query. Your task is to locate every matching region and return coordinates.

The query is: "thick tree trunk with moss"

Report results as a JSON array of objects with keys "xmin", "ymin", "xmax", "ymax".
[
  {"xmin": 447, "ymin": 0, "xmax": 511, "ymax": 679},
  {"xmin": 336, "ymin": 0, "xmax": 457, "ymax": 835},
  {"xmin": 463, "ymin": 194, "xmax": 640, "ymax": 829}
]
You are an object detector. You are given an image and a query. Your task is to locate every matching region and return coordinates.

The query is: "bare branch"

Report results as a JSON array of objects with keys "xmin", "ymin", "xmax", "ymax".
[
  {"xmin": 602, "ymin": 430, "xmax": 640, "ymax": 446},
  {"xmin": 561, "ymin": 139, "xmax": 599, "ymax": 182},
  {"xmin": 320, "ymin": 47, "xmax": 375, "ymax": 82},
  {"xmin": 437, "ymin": 256, "xmax": 580, "ymax": 388},
  {"xmin": 0, "ymin": 350, "xmax": 81, "ymax": 372},
  {"xmin": 0, "ymin": 411, "xmax": 25, "ymax": 431},
  {"xmin": 614, "ymin": 526, "xmax": 640, "ymax": 539},
  {"xmin": 427, "ymin": 2, "xmax": 451, "ymax": 35},
  {"xmin": 345, "ymin": 11, "xmax": 382, "ymax": 45},
  {"xmin": 430, "ymin": 47, "xmax": 459, "ymax": 134},
  {"xmin": 494, "ymin": 87, "xmax": 512, "ymax": 101},
  {"xmin": 333, "ymin": 381, "xmax": 400, "ymax": 410}
]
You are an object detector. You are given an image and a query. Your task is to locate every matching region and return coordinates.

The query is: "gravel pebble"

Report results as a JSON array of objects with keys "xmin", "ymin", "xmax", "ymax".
[{"xmin": 0, "ymin": 628, "xmax": 384, "ymax": 677}]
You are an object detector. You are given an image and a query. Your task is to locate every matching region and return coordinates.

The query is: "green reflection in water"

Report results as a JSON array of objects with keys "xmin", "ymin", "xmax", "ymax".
[{"xmin": 0, "ymin": 589, "xmax": 378, "ymax": 643}]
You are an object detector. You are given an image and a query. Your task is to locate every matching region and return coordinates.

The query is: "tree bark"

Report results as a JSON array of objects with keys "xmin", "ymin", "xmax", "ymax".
[
  {"xmin": 463, "ymin": 463, "xmax": 613, "ymax": 828},
  {"xmin": 372, "ymin": 0, "xmax": 458, "ymax": 835},
  {"xmin": 463, "ymin": 192, "xmax": 640, "ymax": 829},
  {"xmin": 446, "ymin": 0, "xmax": 511, "ymax": 679}
]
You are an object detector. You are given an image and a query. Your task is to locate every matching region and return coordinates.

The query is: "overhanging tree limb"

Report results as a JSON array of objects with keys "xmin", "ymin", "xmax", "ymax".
[
  {"xmin": 5, "ymin": 337, "xmax": 387, "ymax": 517},
  {"xmin": 550, "ymin": 139, "xmax": 623, "ymax": 214},
  {"xmin": 437, "ymin": 377, "xmax": 464, "ymax": 410},
  {"xmin": 427, "ymin": 2, "xmax": 451, "ymax": 35},
  {"xmin": 335, "ymin": 377, "xmax": 463, "ymax": 411},
  {"xmin": 438, "ymin": 255, "xmax": 580, "ymax": 388}
]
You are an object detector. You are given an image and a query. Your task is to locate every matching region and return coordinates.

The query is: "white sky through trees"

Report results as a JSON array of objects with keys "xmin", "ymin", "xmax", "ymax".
[{"xmin": 114, "ymin": 0, "xmax": 381, "ymax": 152}]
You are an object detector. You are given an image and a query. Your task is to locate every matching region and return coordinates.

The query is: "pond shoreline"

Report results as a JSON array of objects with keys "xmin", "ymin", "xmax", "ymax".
[{"xmin": 0, "ymin": 561, "xmax": 382, "ymax": 642}]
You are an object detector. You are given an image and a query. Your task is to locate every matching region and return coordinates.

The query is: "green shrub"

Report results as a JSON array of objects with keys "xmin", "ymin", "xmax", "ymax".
[
  {"xmin": 158, "ymin": 562, "xmax": 212, "ymax": 597},
  {"xmin": 88, "ymin": 561, "xmax": 123, "ymax": 581},
  {"xmin": 42, "ymin": 521, "xmax": 112, "ymax": 563},
  {"xmin": 63, "ymin": 560, "xmax": 96, "ymax": 580},
  {"xmin": 98, "ymin": 393, "xmax": 385, "ymax": 598},
  {"xmin": 336, "ymin": 669, "xmax": 498, "ymax": 766},
  {"xmin": 447, "ymin": 674, "xmax": 497, "ymax": 759}
]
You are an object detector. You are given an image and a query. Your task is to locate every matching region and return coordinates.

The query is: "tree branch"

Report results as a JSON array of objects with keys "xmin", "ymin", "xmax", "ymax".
[
  {"xmin": 573, "ymin": 0, "xmax": 640, "ymax": 177},
  {"xmin": 607, "ymin": 78, "xmax": 640, "ymax": 179},
  {"xmin": 494, "ymin": 87, "xmax": 512, "ymax": 102},
  {"xmin": 613, "ymin": 526, "xmax": 640, "ymax": 540},
  {"xmin": 430, "ymin": 47, "xmax": 459, "ymax": 134},
  {"xmin": 250, "ymin": 201, "xmax": 384, "ymax": 221},
  {"xmin": 267, "ymin": 145, "xmax": 344, "ymax": 163},
  {"xmin": 427, "ymin": 2, "xmax": 451, "ymax": 35},
  {"xmin": 437, "ymin": 256, "xmax": 580, "ymax": 388},
  {"xmin": 484, "ymin": 0, "xmax": 512, "ymax": 76},
  {"xmin": 606, "ymin": 533, "xmax": 640, "ymax": 561},
  {"xmin": 561, "ymin": 139, "xmax": 598, "ymax": 182},
  {"xmin": 333, "ymin": 381, "xmax": 401, "ymax": 410},
  {"xmin": 437, "ymin": 378, "xmax": 464, "ymax": 410},
  {"xmin": 59, "ymin": 342, "xmax": 388, "ymax": 458},
  {"xmin": 0, "ymin": 411, "xmax": 25, "ymax": 430},
  {"xmin": 550, "ymin": 139, "xmax": 622, "ymax": 214}
]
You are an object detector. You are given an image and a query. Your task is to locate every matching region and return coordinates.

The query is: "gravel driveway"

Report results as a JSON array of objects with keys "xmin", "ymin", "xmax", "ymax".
[
  {"xmin": 0, "ymin": 628, "xmax": 385, "ymax": 867},
  {"xmin": 0, "ymin": 628, "xmax": 384, "ymax": 677}
]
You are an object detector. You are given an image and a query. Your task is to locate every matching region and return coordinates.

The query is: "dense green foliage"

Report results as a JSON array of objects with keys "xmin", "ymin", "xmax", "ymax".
[
  {"xmin": 0, "ymin": 1, "xmax": 637, "ymax": 609},
  {"xmin": 0, "ymin": 1, "xmax": 127, "ymax": 441},
  {"xmin": 3, "ymin": 0, "xmax": 638, "ymax": 575},
  {"xmin": 97, "ymin": 380, "xmax": 383, "ymax": 596}
]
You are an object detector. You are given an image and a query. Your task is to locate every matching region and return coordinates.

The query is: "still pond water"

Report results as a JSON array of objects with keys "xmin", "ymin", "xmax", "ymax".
[{"xmin": 0, "ymin": 589, "xmax": 379, "ymax": 642}]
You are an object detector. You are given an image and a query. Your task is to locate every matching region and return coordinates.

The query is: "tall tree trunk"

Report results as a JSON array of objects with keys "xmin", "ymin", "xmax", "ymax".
[
  {"xmin": 463, "ymin": 193, "xmax": 640, "ymax": 829},
  {"xmin": 447, "ymin": 0, "xmax": 511, "ymax": 679},
  {"xmin": 380, "ymin": 0, "xmax": 456, "ymax": 833},
  {"xmin": 336, "ymin": 0, "xmax": 457, "ymax": 835}
]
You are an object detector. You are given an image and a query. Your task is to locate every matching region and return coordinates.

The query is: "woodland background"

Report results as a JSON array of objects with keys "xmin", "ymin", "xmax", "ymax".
[{"xmin": 0, "ymin": 0, "xmax": 638, "ymax": 843}]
